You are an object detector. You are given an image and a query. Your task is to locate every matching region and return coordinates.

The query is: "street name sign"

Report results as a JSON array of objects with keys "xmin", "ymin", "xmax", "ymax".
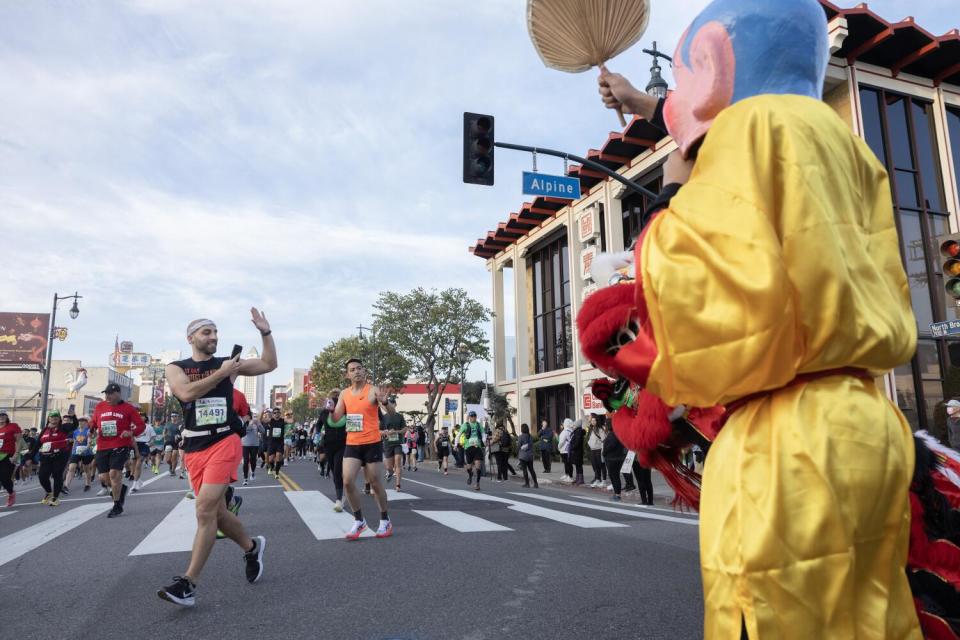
[
  {"xmin": 522, "ymin": 171, "xmax": 581, "ymax": 200},
  {"xmin": 930, "ymin": 320, "xmax": 960, "ymax": 337}
]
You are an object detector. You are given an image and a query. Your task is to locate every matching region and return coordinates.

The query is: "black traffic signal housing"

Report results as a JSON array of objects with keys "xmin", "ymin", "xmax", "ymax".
[
  {"xmin": 463, "ymin": 112, "xmax": 494, "ymax": 186},
  {"xmin": 939, "ymin": 233, "xmax": 960, "ymax": 301}
]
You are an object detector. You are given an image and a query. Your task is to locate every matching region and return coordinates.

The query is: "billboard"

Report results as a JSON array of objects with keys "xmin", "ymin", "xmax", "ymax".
[{"xmin": 0, "ymin": 312, "xmax": 50, "ymax": 370}]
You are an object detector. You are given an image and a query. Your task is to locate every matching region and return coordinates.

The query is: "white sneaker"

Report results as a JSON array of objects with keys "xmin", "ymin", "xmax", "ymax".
[
  {"xmin": 242, "ymin": 480, "xmax": 248, "ymax": 486},
  {"xmin": 96, "ymin": 487, "xmax": 108, "ymax": 496},
  {"xmin": 345, "ymin": 519, "xmax": 367, "ymax": 540},
  {"xmin": 333, "ymin": 500, "xmax": 343, "ymax": 513},
  {"xmin": 251, "ymin": 472, "xmax": 255, "ymax": 481},
  {"xmin": 559, "ymin": 475, "xmax": 572, "ymax": 483}
]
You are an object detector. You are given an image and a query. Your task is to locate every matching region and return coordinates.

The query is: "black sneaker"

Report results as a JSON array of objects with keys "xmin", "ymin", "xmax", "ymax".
[
  {"xmin": 119, "ymin": 483, "xmax": 129, "ymax": 506},
  {"xmin": 244, "ymin": 535, "xmax": 266, "ymax": 583},
  {"xmin": 158, "ymin": 576, "xmax": 196, "ymax": 607},
  {"xmin": 107, "ymin": 503, "xmax": 123, "ymax": 518},
  {"xmin": 83, "ymin": 484, "xmax": 90, "ymax": 492}
]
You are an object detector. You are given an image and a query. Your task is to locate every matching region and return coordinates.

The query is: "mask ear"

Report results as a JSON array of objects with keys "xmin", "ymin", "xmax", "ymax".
[{"xmin": 687, "ymin": 21, "xmax": 736, "ymax": 121}]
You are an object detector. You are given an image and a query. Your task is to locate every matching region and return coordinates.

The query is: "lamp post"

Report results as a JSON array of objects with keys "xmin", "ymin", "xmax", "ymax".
[
  {"xmin": 39, "ymin": 291, "xmax": 82, "ymax": 426},
  {"xmin": 457, "ymin": 344, "xmax": 472, "ymax": 425}
]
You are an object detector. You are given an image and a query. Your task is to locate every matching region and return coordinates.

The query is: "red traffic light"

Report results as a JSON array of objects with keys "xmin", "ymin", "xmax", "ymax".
[{"xmin": 941, "ymin": 239, "xmax": 960, "ymax": 258}]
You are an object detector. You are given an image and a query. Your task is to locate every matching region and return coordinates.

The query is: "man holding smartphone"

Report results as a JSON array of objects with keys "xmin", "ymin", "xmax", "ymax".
[{"xmin": 158, "ymin": 308, "xmax": 277, "ymax": 608}]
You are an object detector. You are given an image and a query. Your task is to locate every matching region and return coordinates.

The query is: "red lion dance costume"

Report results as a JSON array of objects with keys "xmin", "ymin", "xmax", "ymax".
[{"xmin": 577, "ymin": 1, "xmax": 960, "ymax": 638}]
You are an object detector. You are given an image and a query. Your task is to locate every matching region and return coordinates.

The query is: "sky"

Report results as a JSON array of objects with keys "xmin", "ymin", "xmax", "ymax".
[{"xmin": 2, "ymin": 0, "xmax": 957, "ymax": 393}]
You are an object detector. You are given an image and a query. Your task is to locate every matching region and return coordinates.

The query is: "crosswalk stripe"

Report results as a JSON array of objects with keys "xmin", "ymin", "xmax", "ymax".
[
  {"xmin": 0, "ymin": 503, "xmax": 112, "ymax": 567},
  {"xmin": 508, "ymin": 492, "xmax": 698, "ymax": 525},
  {"xmin": 385, "ymin": 489, "xmax": 419, "ymax": 501},
  {"xmin": 0, "ymin": 511, "xmax": 15, "ymax": 519},
  {"xmin": 412, "ymin": 510, "xmax": 512, "ymax": 532},
  {"xmin": 441, "ymin": 489, "xmax": 627, "ymax": 529},
  {"xmin": 129, "ymin": 499, "xmax": 196, "ymax": 556},
  {"xmin": 284, "ymin": 491, "xmax": 374, "ymax": 540}
]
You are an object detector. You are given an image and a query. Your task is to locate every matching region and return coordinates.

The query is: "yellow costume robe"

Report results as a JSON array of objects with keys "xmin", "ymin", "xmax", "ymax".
[{"xmin": 639, "ymin": 95, "xmax": 922, "ymax": 639}]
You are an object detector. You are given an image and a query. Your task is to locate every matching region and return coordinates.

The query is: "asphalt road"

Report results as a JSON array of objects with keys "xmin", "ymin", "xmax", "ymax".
[{"xmin": 0, "ymin": 458, "xmax": 703, "ymax": 640}]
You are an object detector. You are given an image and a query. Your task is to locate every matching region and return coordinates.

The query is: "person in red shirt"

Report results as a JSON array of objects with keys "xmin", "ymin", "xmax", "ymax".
[
  {"xmin": 37, "ymin": 410, "xmax": 74, "ymax": 506},
  {"xmin": 0, "ymin": 411, "xmax": 22, "ymax": 507},
  {"xmin": 91, "ymin": 383, "xmax": 145, "ymax": 518}
]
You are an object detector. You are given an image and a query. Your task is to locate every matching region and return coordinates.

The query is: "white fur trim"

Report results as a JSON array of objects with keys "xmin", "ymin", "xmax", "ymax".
[
  {"xmin": 590, "ymin": 251, "xmax": 634, "ymax": 287},
  {"xmin": 916, "ymin": 430, "xmax": 960, "ymax": 489}
]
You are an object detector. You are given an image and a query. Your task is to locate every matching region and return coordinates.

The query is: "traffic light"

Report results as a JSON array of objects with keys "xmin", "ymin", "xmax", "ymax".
[
  {"xmin": 463, "ymin": 112, "xmax": 494, "ymax": 186},
  {"xmin": 940, "ymin": 233, "xmax": 960, "ymax": 300}
]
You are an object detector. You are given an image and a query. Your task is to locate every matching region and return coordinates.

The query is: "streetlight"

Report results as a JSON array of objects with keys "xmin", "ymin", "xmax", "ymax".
[
  {"xmin": 39, "ymin": 291, "xmax": 82, "ymax": 426},
  {"xmin": 457, "ymin": 344, "xmax": 472, "ymax": 425}
]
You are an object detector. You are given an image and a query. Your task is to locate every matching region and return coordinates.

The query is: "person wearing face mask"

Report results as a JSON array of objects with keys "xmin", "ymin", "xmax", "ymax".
[
  {"xmin": 0, "ymin": 412, "xmax": 23, "ymax": 507},
  {"xmin": 37, "ymin": 410, "xmax": 75, "ymax": 506}
]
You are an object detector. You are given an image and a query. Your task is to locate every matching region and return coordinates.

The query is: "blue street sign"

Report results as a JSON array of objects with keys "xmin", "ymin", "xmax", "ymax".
[
  {"xmin": 444, "ymin": 398, "xmax": 458, "ymax": 414},
  {"xmin": 931, "ymin": 320, "xmax": 960, "ymax": 338},
  {"xmin": 522, "ymin": 171, "xmax": 581, "ymax": 200}
]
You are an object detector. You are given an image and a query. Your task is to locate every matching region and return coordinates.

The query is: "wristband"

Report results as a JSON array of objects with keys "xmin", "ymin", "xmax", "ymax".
[{"xmin": 260, "ymin": 330, "xmax": 272, "ymax": 337}]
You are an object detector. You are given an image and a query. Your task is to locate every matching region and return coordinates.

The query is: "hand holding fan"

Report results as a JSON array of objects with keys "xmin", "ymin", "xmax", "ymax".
[{"xmin": 527, "ymin": 0, "xmax": 651, "ymax": 126}]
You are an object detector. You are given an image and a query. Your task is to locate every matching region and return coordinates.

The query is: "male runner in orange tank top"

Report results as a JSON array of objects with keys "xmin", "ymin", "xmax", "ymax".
[{"xmin": 332, "ymin": 357, "xmax": 392, "ymax": 539}]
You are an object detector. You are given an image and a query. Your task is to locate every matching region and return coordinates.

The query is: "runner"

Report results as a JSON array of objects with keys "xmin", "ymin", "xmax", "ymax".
[
  {"xmin": 130, "ymin": 414, "xmax": 154, "ymax": 492},
  {"xmin": 0, "ymin": 412, "xmax": 23, "ymax": 507},
  {"xmin": 64, "ymin": 417, "xmax": 95, "ymax": 492},
  {"xmin": 91, "ymin": 383, "xmax": 146, "ymax": 518},
  {"xmin": 37, "ymin": 410, "xmax": 75, "ymax": 506},
  {"xmin": 380, "ymin": 397, "xmax": 405, "ymax": 490},
  {"xmin": 17, "ymin": 428, "xmax": 39, "ymax": 484},
  {"xmin": 265, "ymin": 408, "xmax": 285, "ymax": 477},
  {"xmin": 434, "ymin": 425, "xmax": 450, "ymax": 475},
  {"xmin": 403, "ymin": 424, "xmax": 418, "ymax": 472},
  {"xmin": 162, "ymin": 414, "xmax": 183, "ymax": 477},
  {"xmin": 461, "ymin": 411, "xmax": 484, "ymax": 491},
  {"xmin": 319, "ymin": 390, "xmax": 346, "ymax": 511},
  {"xmin": 241, "ymin": 410, "xmax": 265, "ymax": 486},
  {"xmin": 157, "ymin": 311, "xmax": 274, "ymax": 607},
  {"xmin": 295, "ymin": 425, "xmax": 308, "ymax": 460},
  {"xmin": 150, "ymin": 425, "xmax": 164, "ymax": 474},
  {"xmin": 282, "ymin": 411, "xmax": 295, "ymax": 463},
  {"xmin": 332, "ymin": 358, "xmax": 392, "ymax": 539}
]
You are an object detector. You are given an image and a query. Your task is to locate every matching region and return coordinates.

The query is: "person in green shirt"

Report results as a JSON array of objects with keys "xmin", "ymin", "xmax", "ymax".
[
  {"xmin": 379, "ymin": 398, "xmax": 405, "ymax": 490},
  {"xmin": 462, "ymin": 411, "xmax": 485, "ymax": 491}
]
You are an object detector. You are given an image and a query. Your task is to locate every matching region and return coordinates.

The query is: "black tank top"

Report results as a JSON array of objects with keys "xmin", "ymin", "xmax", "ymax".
[{"xmin": 171, "ymin": 356, "xmax": 241, "ymax": 453}]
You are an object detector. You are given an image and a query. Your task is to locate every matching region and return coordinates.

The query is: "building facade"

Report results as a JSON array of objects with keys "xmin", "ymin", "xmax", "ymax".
[
  {"xmin": 235, "ymin": 346, "xmax": 264, "ymax": 411},
  {"xmin": 473, "ymin": 1, "xmax": 960, "ymax": 437}
]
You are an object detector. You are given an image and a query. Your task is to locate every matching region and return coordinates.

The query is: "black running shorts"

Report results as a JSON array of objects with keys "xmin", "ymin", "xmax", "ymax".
[
  {"xmin": 465, "ymin": 447, "xmax": 484, "ymax": 464},
  {"xmin": 383, "ymin": 443, "xmax": 403, "ymax": 458},
  {"xmin": 96, "ymin": 447, "xmax": 131, "ymax": 473},
  {"xmin": 344, "ymin": 442, "xmax": 383, "ymax": 466}
]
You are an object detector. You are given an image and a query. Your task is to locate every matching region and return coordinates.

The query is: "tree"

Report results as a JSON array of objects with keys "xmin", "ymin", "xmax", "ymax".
[
  {"xmin": 372, "ymin": 287, "xmax": 491, "ymax": 448},
  {"xmin": 310, "ymin": 335, "xmax": 410, "ymax": 396},
  {"xmin": 287, "ymin": 393, "xmax": 316, "ymax": 424},
  {"xmin": 488, "ymin": 389, "xmax": 517, "ymax": 435},
  {"xmin": 461, "ymin": 380, "xmax": 485, "ymax": 405}
]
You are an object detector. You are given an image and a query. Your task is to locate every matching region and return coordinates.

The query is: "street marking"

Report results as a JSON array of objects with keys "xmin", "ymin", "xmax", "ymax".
[
  {"xmin": 573, "ymin": 493, "xmax": 700, "ymax": 518},
  {"xmin": 0, "ymin": 503, "xmax": 112, "ymax": 567},
  {"xmin": 129, "ymin": 499, "xmax": 196, "ymax": 556},
  {"xmin": 413, "ymin": 510, "xmax": 511, "ymax": 532},
  {"xmin": 442, "ymin": 489, "xmax": 627, "ymax": 529},
  {"xmin": 138, "ymin": 473, "xmax": 167, "ymax": 489},
  {"xmin": 385, "ymin": 489, "xmax": 419, "ymax": 501},
  {"xmin": 0, "ymin": 511, "xmax": 15, "ymax": 518},
  {"xmin": 284, "ymin": 491, "xmax": 374, "ymax": 540},
  {"xmin": 509, "ymin": 493, "xmax": 698, "ymax": 525},
  {"xmin": 279, "ymin": 472, "xmax": 301, "ymax": 491}
]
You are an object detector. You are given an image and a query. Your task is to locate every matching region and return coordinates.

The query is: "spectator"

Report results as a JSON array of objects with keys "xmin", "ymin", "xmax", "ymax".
[
  {"xmin": 947, "ymin": 399, "xmax": 960, "ymax": 450},
  {"xmin": 569, "ymin": 418, "xmax": 585, "ymax": 485},
  {"xmin": 517, "ymin": 423, "xmax": 538, "ymax": 488},
  {"xmin": 451, "ymin": 425, "xmax": 464, "ymax": 467},
  {"xmin": 602, "ymin": 427, "xmax": 627, "ymax": 502},
  {"xmin": 538, "ymin": 419, "xmax": 553, "ymax": 473},
  {"xmin": 416, "ymin": 424, "xmax": 426, "ymax": 463},
  {"xmin": 558, "ymin": 418, "xmax": 574, "ymax": 483},
  {"xmin": 587, "ymin": 414, "xmax": 608, "ymax": 488},
  {"xmin": 490, "ymin": 424, "xmax": 507, "ymax": 482}
]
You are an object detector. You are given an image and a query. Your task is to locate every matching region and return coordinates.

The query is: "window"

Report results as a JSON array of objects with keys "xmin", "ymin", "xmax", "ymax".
[
  {"xmin": 535, "ymin": 384, "xmax": 575, "ymax": 434},
  {"xmin": 948, "ymin": 107, "xmax": 960, "ymax": 214},
  {"xmin": 620, "ymin": 168, "xmax": 663, "ymax": 248},
  {"xmin": 529, "ymin": 232, "xmax": 572, "ymax": 373},
  {"xmin": 859, "ymin": 86, "xmax": 953, "ymax": 432}
]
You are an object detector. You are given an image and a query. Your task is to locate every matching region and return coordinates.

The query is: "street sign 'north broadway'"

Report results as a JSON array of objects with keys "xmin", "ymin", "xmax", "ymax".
[
  {"xmin": 931, "ymin": 320, "xmax": 960, "ymax": 337},
  {"xmin": 522, "ymin": 171, "xmax": 581, "ymax": 200}
]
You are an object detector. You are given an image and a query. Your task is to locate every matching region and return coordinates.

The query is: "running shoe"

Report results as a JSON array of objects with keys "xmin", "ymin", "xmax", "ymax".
[
  {"xmin": 610, "ymin": 495, "xmax": 622, "ymax": 502},
  {"xmin": 169, "ymin": 471, "xmax": 176, "ymax": 477},
  {"xmin": 96, "ymin": 487, "xmax": 108, "ymax": 496},
  {"xmin": 345, "ymin": 519, "xmax": 367, "ymax": 540},
  {"xmin": 5, "ymin": 491, "xmax": 14, "ymax": 507},
  {"xmin": 49, "ymin": 497, "xmax": 60, "ymax": 507},
  {"xmin": 217, "ymin": 495, "xmax": 243, "ymax": 539},
  {"xmin": 41, "ymin": 493, "xmax": 52, "ymax": 505},
  {"xmin": 244, "ymin": 535, "xmax": 266, "ymax": 583},
  {"xmin": 474, "ymin": 484, "xmax": 480, "ymax": 491},
  {"xmin": 375, "ymin": 520, "xmax": 393, "ymax": 539},
  {"xmin": 83, "ymin": 484, "xmax": 90, "ymax": 492},
  {"xmin": 107, "ymin": 503, "xmax": 123, "ymax": 518},
  {"xmin": 242, "ymin": 479, "xmax": 248, "ymax": 486},
  {"xmin": 251, "ymin": 472, "xmax": 255, "ymax": 481},
  {"xmin": 185, "ymin": 490, "xmax": 195, "ymax": 499},
  {"xmin": 158, "ymin": 576, "xmax": 196, "ymax": 607},
  {"xmin": 61, "ymin": 486, "xmax": 70, "ymax": 495},
  {"xmin": 443, "ymin": 470, "xmax": 448, "ymax": 475},
  {"xmin": 333, "ymin": 500, "xmax": 343, "ymax": 512}
]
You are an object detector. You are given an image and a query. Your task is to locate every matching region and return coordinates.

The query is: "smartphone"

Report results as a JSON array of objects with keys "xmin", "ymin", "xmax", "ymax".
[{"xmin": 231, "ymin": 344, "xmax": 243, "ymax": 359}]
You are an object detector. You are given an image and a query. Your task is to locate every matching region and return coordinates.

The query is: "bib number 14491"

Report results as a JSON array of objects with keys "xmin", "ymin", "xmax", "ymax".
[{"xmin": 196, "ymin": 398, "xmax": 227, "ymax": 427}]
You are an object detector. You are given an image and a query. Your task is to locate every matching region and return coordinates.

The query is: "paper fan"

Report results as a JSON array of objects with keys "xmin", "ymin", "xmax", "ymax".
[{"xmin": 527, "ymin": 0, "xmax": 651, "ymax": 125}]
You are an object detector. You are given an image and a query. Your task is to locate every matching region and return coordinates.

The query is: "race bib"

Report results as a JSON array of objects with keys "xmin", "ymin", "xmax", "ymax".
[
  {"xmin": 40, "ymin": 442, "xmax": 52, "ymax": 453},
  {"xmin": 75, "ymin": 446, "xmax": 88, "ymax": 454},
  {"xmin": 195, "ymin": 397, "xmax": 227, "ymax": 427},
  {"xmin": 101, "ymin": 420, "xmax": 118, "ymax": 437},
  {"xmin": 387, "ymin": 432, "xmax": 400, "ymax": 443},
  {"xmin": 272, "ymin": 427, "xmax": 282, "ymax": 438},
  {"xmin": 346, "ymin": 414, "xmax": 364, "ymax": 433}
]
